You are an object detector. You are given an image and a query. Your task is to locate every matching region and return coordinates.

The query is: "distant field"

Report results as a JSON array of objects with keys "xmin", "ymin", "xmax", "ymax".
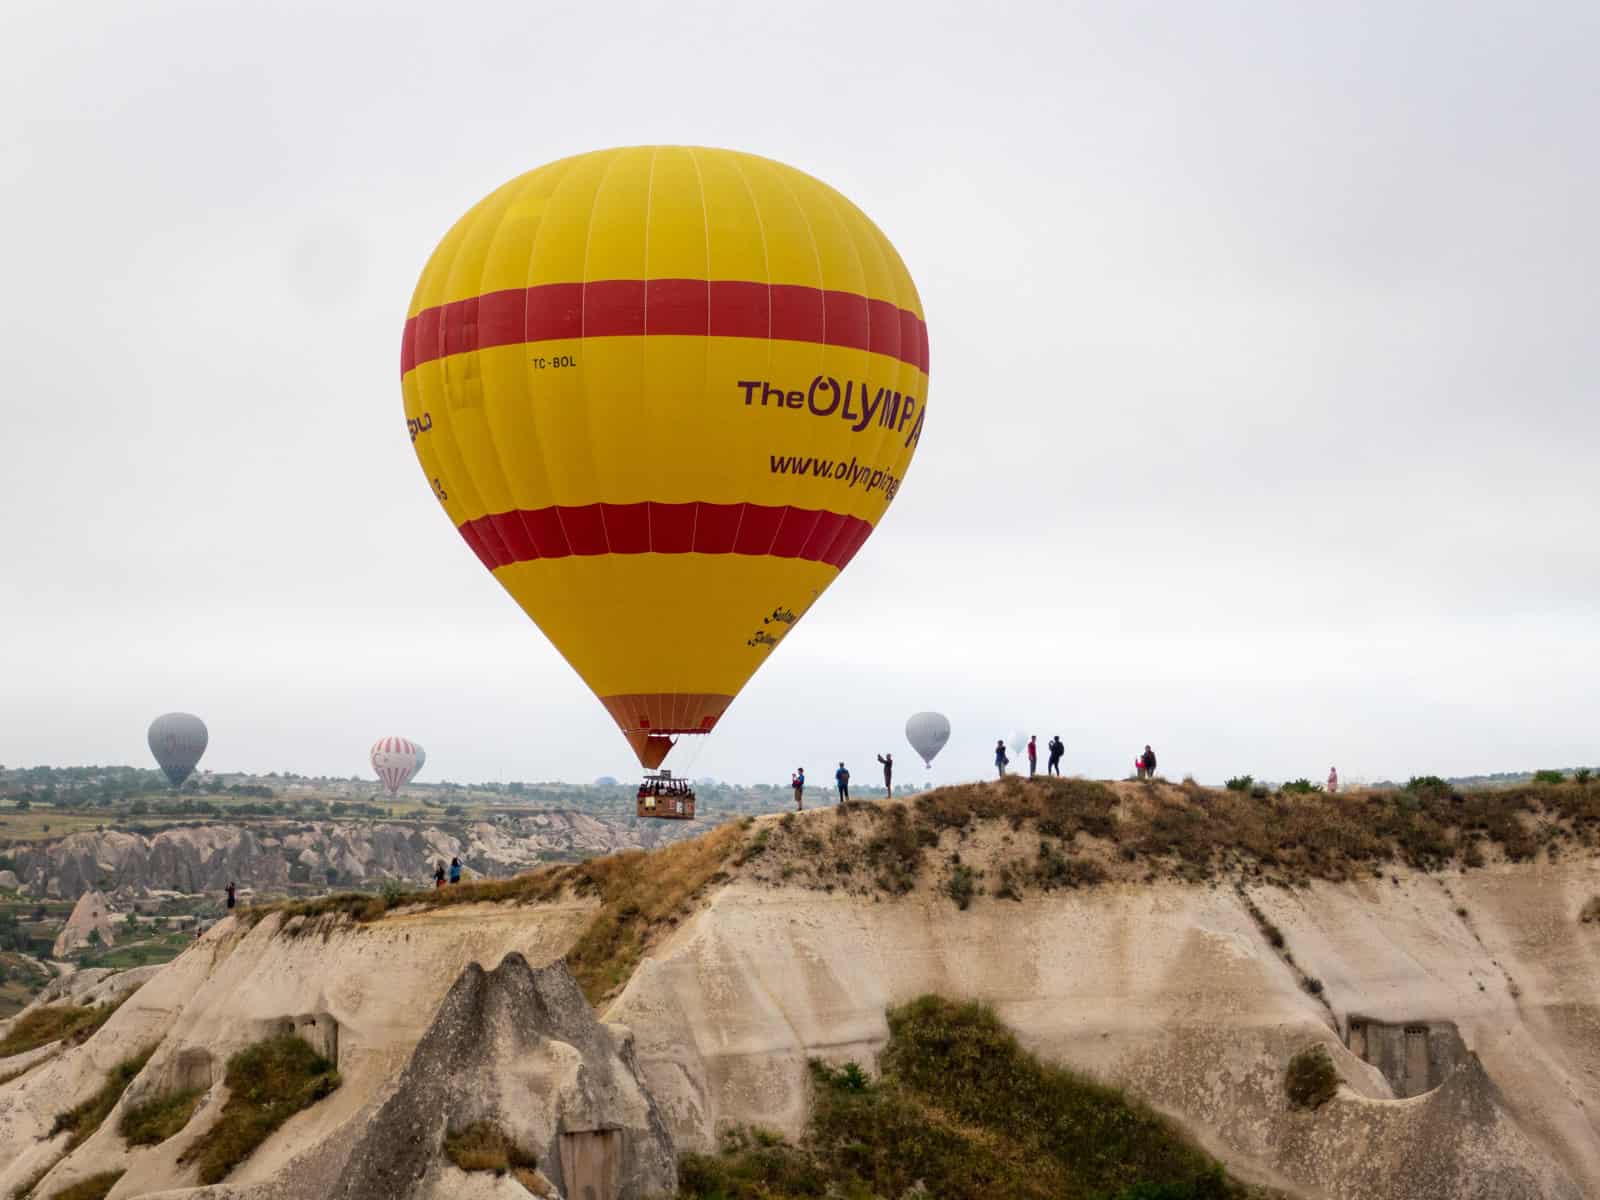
[
  {"xmin": 79, "ymin": 932, "xmax": 193, "ymax": 971},
  {"xmin": 0, "ymin": 809, "xmax": 116, "ymax": 842}
]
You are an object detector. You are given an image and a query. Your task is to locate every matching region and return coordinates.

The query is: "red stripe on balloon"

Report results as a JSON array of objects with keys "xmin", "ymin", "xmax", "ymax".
[
  {"xmin": 456, "ymin": 502, "xmax": 874, "ymax": 571},
  {"xmin": 401, "ymin": 280, "xmax": 930, "ymax": 375}
]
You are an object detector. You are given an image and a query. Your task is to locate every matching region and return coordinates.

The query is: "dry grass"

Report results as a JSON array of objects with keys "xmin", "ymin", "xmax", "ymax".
[
  {"xmin": 37, "ymin": 1171, "xmax": 124, "ymax": 1200},
  {"xmin": 443, "ymin": 1120, "xmax": 541, "ymax": 1189},
  {"xmin": 182, "ymin": 1035, "xmax": 340, "ymax": 1184},
  {"xmin": 0, "ymin": 994, "xmax": 131, "ymax": 1059},
  {"xmin": 119, "ymin": 1086, "xmax": 204, "ymax": 1145},
  {"xmin": 50, "ymin": 1045, "xmax": 154, "ymax": 1150},
  {"xmin": 245, "ymin": 819, "xmax": 748, "ymax": 1006}
]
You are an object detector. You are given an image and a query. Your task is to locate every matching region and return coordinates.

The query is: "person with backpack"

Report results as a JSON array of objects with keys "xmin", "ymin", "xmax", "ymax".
[
  {"xmin": 995, "ymin": 739, "xmax": 1010, "ymax": 778},
  {"xmin": 1141, "ymin": 745, "xmax": 1158, "ymax": 779},
  {"xmin": 877, "ymin": 753, "xmax": 894, "ymax": 796},
  {"xmin": 835, "ymin": 762, "xmax": 850, "ymax": 803},
  {"xmin": 792, "ymin": 767, "xmax": 806, "ymax": 811},
  {"xmin": 449, "ymin": 857, "xmax": 462, "ymax": 885},
  {"xmin": 1026, "ymin": 736, "xmax": 1038, "ymax": 778},
  {"xmin": 1047, "ymin": 736, "xmax": 1064, "ymax": 776}
]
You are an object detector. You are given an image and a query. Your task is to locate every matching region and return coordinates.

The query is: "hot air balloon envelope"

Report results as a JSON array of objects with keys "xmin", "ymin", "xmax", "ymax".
[
  {"xmin": 371, "ymin": 737, "xmax": 423, "ymax": 797},
  {"xmin": 148, "ymin": 712, "xmax": 208, "ymax": 788},
  {"xmin": 402, "ymin": 147, "xmax": 929, "ymax": 767},
  {"xmin": 905, "ymin": 711, "xmax": 950, "ymax": 768}
]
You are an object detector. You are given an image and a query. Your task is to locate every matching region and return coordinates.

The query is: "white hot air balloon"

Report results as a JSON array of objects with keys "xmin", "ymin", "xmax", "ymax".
[
  {"xmin": 905, "ymin": 712, "xmax": 951, "ymax": 769},
  {"xmin": 1008, "ymin": 730, "xmax": 1028, "ymax": 758},
  {"xmin": 370, "ymin": 737, "xmax": 423, "ymax": 797}
]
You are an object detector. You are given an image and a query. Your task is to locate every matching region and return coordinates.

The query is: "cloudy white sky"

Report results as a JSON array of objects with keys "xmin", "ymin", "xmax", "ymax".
[{"xmin": 2, "ymin": 1, "xmax": 1595, "ymax": 788}]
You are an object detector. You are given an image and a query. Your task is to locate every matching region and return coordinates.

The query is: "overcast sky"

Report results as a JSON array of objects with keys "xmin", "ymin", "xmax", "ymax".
[{"xmin": 2, "ymin": 0, "xmax": 1596, "ymax": 788}]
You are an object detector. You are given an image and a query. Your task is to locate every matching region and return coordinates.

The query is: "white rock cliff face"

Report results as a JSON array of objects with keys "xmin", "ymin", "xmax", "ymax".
[
  {"xmin": 3, "ymin": 853, "xmax": 1600, "ymax": 1199},
  {"xmin": 607, "ymin": 862, "xmax": 1600, "ymax": 1200}
]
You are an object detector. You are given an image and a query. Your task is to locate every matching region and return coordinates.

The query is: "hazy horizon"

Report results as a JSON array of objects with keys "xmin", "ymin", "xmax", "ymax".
[{"xmin": 3, "ymin": 1, "xmax": 1595, "ymax": 789}]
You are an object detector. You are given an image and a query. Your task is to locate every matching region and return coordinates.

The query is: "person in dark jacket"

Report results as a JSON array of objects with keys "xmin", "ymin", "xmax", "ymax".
[
  {"xmin": 792, "ymin": 767, "xmax": 806, "ymax": 811},
  {"xmin": 225, "ymin": 881, "xmax": 236, "ymax": 910},
  {"xmin": 876, "ymin": 753, "xmax": 894, "ymax": 795},
  {"xmin": 449, "ymin": 857, "xmax": 462, "ymax": 885},
  {"xmin": 835, "ymin": 762, "xmax": 850, "ymax": 803},
  {"xmin": 1047, "ymin": 736, "xmax": 1064, "ymax": 776},
  {"xmin": 995, "ymin": 740, "xmax": 1010, "ymax": 778},
  {"xmin": 1141, "ymin": 745, "xmax": 1158, "ymax": 779},
  {"xmin": 433, "ymin": 862, "xmax": 446, "ymax": 888}
]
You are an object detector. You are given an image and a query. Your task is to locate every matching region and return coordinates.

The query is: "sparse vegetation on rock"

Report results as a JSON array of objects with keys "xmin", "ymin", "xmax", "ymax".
[
  {"xmin": 679, "ymin": 996, "xmax": 1251, "ymax": 1199},
  {"xmin": 442, "ymin": 1120, "xmax": 543, "ymax": 1191},
  {"xmin": 37, "ymin": 1170, "xmax": 124, "ymax": 1200},
  {"xmin": 50, "ymin": 1045, "xmax": 154, "ymax": 1149},
  {"xmin": 0, "ymin": 995, "xmax": 128, "ymax": 1059},
  {"xmin": 1285, "ymin": 1044, "xmax": 1339, "ymax": 1110},
  {"xmin": 183, "ymin": 1035, "xmax": 340, "ymax": 1183},
  {"xmin": 119, "ymin": 1086, "xmax": 204, "ymax": 1145}
]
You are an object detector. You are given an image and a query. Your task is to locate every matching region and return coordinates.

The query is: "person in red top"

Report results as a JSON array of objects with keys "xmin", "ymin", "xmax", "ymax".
[{"xmin": 1026, "ymin": 736, "xmax": 1038, "ymax": 778}]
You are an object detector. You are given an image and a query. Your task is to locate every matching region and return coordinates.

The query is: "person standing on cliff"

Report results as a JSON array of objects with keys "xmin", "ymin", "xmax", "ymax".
[
  {"xmin": 835, "ymin": 762, "xmax": 850, "ymax": 804},
  {"xmin": 1027, "ymin": 736, "xmax": 1038, "ymax": 778},
  {"xmin": 792, "ymin": 767, "xmax": 806, "ymax": 811},
  {"xmin": 1047, "ymin": 735, "xmax": 1064, "ymax": 776},
  {"xmin": 1141, "ymin": 745, "xmax": 1158, "ymax": 780},
  {"xmin": 995, "ymin": 740, "xmax": 1010, "ymax": 779},
  {"xmin": 225, "ymin": 881, "xmax": 236, "ymax": 911},
  {"xmin": 877, "ymin": 753, "xmax": 894, "ymax": 796},
  {"xmin": 433, "ymin": 861, "xmax": 446, "ymax": 888},
  {"xmin": 1327, "ymin": 766, "xmax": 1339, "ymax": 793},
  {"xmin": 449, "ymin": 857, "xmax": 462, "ymax": 885}
]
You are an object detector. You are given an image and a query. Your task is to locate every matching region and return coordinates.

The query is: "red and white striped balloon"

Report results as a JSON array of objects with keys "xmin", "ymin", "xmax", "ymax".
[{"xmin": 370, "ymin": 736, "xmax": 424, "ymax": 796}]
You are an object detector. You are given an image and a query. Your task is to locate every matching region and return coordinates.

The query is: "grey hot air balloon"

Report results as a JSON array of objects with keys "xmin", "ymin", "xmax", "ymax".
[
  {"xmin": 905, "ymin": 711, "xmax": 951, "ymax": 769},
  {"xmin": 148, "ymin": 712, "xmax": 208, "ymax": 788}
]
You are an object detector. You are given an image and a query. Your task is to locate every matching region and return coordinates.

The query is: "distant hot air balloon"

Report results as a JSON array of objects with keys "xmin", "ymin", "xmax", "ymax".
[
  {"xmin": 370, "ymin": 737, "xmax": 423, "ymax": 796},
  {"xmin": 148, "ymin": 712, "xmax": 208, "ymax": 788},
  {"xmin": 412, "ymin": 744, "xmax": 427, "ymax": 779},
  {"xmin": 401, "ymin": 147, "xmax": 929, "ymax": 769},
  {"xmin": 1009, "ymin": 731, "xmax": 1028, "ymax": 758},
  {"xmin": 905, "ymin": 712, "xmax": 951, "ymax": 769}
]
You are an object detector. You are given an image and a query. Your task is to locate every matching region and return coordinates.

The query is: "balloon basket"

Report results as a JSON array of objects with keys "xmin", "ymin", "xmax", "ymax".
[{"xmin": 637, "ymin": 770, "xmax": 696, "ymax": 820}]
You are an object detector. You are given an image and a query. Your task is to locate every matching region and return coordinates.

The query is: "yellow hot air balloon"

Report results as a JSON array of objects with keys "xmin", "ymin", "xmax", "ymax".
[{"xmin": 401, "ymin": 146, "xmax": 929, "ymax": 767}]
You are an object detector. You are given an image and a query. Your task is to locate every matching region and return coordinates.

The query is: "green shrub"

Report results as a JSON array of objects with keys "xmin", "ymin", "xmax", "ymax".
[
  {"xmin": 1575, "ymin": 768, "xmax": 1593, "ymax": 785},
  {"xmin": 1533, "ymin": 769, "xmax": 1567, "ymax": 785},
  {"xmin": 183, "ymin": 1036, "xmax": 340, "ymax": 1183},
  {"xmin": 1285, "ymin": 1044, "xmax": 1339, "ymax": 1110},
  {"xmin": 1404, "ymin": 776, "xmax": 1453, "ymax": 801},
  {"xmin": 120, "ymin": 1087, "xmax": 204, "ymax": 1145},
  {"xmin": 945, "ymin": 863, "xmax": 977, "ymax": 910},
  {"xmin": 51, "ymin": 1046, "xmax": 154, "ymax": 1149},
  {"xmin": 1224, "ymin": 776, "xmax": 1253, "ymax": 793},
  {"xmin": 678, "ymin": 997, "xmax": 1247, "ymax": 1200},
  {"xmin": 1280, "ymin": 779, "xmax": 1321, "ymax": 795}
]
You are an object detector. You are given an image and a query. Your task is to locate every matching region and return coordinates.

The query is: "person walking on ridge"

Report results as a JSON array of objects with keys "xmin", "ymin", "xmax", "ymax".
[
  {"xmin": 1047, "ymin": 735, "xmax": 1064, "ymax": 776},
  {"xmin": 1141, "ymin": 745, "xmax": 1158, "ymax": 780},
  {"xmin": 449, "ymin": 857, "xmax": 462, "ymax": 885},
  {"xmin": 995, "ymin": 739, "xmax": 1010, "ymax": 779},
  {"xmin": 835, "ymin": 762, "xmax": 850, "ymax": 803},
  {"xmin": 225, "ymin": 881, "xmax": 236, "ymax": 911},
  {"xmin": 792, "ymin": 767, "xmax": 806, "ymax": 811},
  {"xmin": 1027, "ymin": 736, "xmax": 1038, "ymax": 778},
  {"xmin": 877, "ymin": 752, "xmax": 894, "ymax": 796}
]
